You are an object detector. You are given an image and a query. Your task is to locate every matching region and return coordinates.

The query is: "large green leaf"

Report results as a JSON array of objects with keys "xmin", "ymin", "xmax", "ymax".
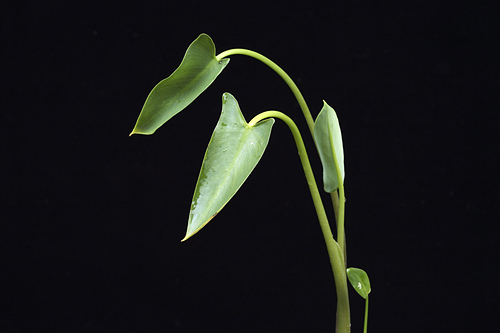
[
  {"xmin": 130, "ymin": 33, "xmax": 229, "ymax": 135},
  {"xmin": 182, "ymin": 93, "xmax": 274, "ymax": 241},
  {"xmin": 313, "ymin": 102, "xmax": 345, "ymax": 192},
  {"xmin": 347, "ymin": 267, "xmax": 371, "ymax": 299}
]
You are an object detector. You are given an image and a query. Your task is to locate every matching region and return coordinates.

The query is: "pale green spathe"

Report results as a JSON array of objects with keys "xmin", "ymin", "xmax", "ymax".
[
  {"xmin": 130, "ymin": 34, "xmax": 229, "ymax": 135},
  {"xmin": 183, "ymin": 93, "xmax": 274, "ymax": 241},
  {"xmin": 313, "ymin": 102, "xmax": 345, "ymax": 192}
]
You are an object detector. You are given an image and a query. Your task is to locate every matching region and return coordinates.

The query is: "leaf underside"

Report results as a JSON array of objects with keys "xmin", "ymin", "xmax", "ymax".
[
  {"xmin": 313, "ymin": 102, "xmax": 345, "ymax": 192},
  {"xmin": 182, "ymin": 93, "xmax": 274, "ymax": 241},
  {"xmin": 130, "ymin": 33, "xmax": 229, "ymax": 135}
]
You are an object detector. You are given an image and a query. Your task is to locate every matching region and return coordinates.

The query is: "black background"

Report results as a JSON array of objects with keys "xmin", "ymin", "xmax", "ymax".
[{"xmin": 2, "ymin": 1, "xmax": 498, "ymax": 332}]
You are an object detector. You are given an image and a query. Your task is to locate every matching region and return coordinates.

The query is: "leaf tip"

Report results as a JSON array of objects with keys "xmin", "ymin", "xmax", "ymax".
[
  {"xmin": 129, "ymin": 126, "xmax": 140, "ymax": 136},
  {"xmin": 181, "ymin": 229, "xmax": 195, "ymax": 242}
]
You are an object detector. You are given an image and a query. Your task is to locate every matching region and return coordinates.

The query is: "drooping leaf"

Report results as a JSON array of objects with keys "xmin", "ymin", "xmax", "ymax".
[
  {"xmin": 347, "ymin": 267, "xmax": 371, "ymax": 299},
  {"xmin": 130, "ymin": 33, "xmax": 229, "ymax": 135},
  {"xmin": 182, "ymin": 93, "xmax": 274, "ymax": 241},
  {"xmin": 313, "ymin": 102, "xmax": 345, "ymax": 192}
]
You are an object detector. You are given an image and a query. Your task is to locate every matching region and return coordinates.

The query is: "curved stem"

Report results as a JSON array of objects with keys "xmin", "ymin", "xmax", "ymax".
[
  {"xmin": 219, "ymin": 48, "xmax": 350, "ymax": 332},
  {"xmin": 249, "ymin": 111, "xmax": 350, "ymax": 333},
  {"xmin": 217, "ymin": 49, "xmax": 315, "ymax": 136},
  {"xmin": 218, "ymin": 48, "xmax": 347, "ymax": 259},
  {"xmin": 249, "ymin": 112, "xmax": 326, "ymax": 227}
]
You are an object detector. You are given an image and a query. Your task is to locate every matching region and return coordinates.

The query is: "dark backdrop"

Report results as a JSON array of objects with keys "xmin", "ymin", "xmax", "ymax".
[{"xmin": 3, "ymin": 1, "xmax": 498, "ymax": 332}]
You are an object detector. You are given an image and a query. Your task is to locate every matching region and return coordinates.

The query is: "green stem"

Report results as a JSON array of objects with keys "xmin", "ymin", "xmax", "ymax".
[
  {"xmin": 331, "ymin": 191, "xmax": 346, "ymax": 265},
  {"xmin": 364, "ymin": 296, "xmax": 369, "ymax": 333},
  {"xmin": 331, "ymin": 148, "xmax": 346, "ymax": 263},
  {"xmin": 249, "ymin": 111, "xmax": 350, "ymax": 333},
  {"xmin": 220, "ymin": 49, "xmax": 350, "ymax": 331},
  {"xmin": 218, "ymin": 48, "xmax": 347, "ymax": 261},
  {"xmin": 217, "ymin": 49, "xmax": 315, "ymax": 136}
]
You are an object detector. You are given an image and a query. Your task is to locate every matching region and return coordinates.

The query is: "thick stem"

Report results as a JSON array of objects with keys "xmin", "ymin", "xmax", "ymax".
[
  {"xmin": 332, "ymin": 154, "xmax": 346, "ymax": 262},
  {"xmin": 218, "ymin": 49, "xmax": 350, "ymax": 332},
  {"xmin": 331, "ymin": 191, "xmax": 340, "ymax": 223},
  {"xmin": 249, "ymin": 111, "xmax": 350, "ymax": 333},
  {"xmin": 219, "ymin": 48, "xmax": 348, "ymax": 261},
  {"xmin": 331, "ymin": 191, "xmax": 347, "ymax": 266}
]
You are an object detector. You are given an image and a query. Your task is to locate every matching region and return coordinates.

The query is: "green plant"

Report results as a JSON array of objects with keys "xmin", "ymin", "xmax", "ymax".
[{"xmin": 130, "ymin": 33, "xmax": 371, "ymax": 333}]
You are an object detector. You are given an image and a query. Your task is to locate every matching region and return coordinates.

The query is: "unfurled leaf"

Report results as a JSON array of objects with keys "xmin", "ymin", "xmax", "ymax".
[
  {"xmin": 313, "ymin": 102, "xmax": 345, "ymax": 192},
  {"xmin": 130, "ymin": 34, "xmax": 229, "ymax": 135},
  {"xmin": 182, "ymin": 93, "xmax": 274, "ymax": 241},
  {"xmin": 347, "ymin": 267, "xmax": 371, "ymax": 299}
]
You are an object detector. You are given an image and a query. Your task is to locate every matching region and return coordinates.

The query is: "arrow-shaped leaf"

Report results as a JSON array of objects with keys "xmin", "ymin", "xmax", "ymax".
[
  {"xmin": 313, "ymin": 102, "xmax": 345, "ymax": 192},
  {"xmin": 130, "ymin": 33, "xmax": 229, "ymax": 135},
  {"xmin": 182, "ymin": 93, "xmax": 274, "ymax": 241}
]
